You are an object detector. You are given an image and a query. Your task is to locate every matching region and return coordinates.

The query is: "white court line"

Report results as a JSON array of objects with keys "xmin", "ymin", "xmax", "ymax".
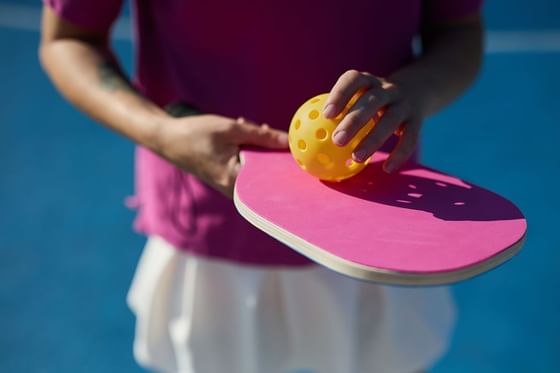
[
  {"xmin": 485, "ymin": 30, "xmax": 560, "ymax": 53},
  {"xmin": 1, "ymin": 2, "xmax": 560, "ymax": 53}
]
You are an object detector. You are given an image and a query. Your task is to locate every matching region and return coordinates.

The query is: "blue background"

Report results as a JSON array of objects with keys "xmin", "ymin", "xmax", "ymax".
[{"xmin": 1, "ymin": 0, "xmax": 559, "ymax": 372}]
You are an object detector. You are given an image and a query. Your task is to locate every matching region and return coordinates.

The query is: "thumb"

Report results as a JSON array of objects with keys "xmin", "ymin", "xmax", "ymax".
[{"xmin": 231, "ymin": 120, "xmax": 289, "ymax": 149}]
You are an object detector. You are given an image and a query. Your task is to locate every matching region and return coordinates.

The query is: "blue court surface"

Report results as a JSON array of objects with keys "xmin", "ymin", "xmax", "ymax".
[{"xmin": 1, "ymin": 1, "xmax": 559, "ymax": 372}]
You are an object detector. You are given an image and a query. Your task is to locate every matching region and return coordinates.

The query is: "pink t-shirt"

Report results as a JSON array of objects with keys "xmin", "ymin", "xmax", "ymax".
[{"xmin": 45, "ymin": 0, "xmax": 482, "ymax": 266}]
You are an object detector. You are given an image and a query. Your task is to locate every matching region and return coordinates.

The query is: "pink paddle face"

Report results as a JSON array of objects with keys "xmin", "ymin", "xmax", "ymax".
[{"xmin": 234, "ymin": 149, "xmax": 527, "ymax": 285}]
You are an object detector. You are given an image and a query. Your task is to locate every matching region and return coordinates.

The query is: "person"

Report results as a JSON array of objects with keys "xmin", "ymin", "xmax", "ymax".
[{"xmin": 40, "ymin": 0, "xmax": 483, "ymax": 372}]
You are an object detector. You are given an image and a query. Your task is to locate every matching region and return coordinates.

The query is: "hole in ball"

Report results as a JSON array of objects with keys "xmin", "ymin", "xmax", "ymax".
[
  {"xmin": 310, "ymin": 98, "xmax": 321, "ymax": 104},
  {"xmin": 294, "ymin": 119, "xmax": 301, "ymax": 130},
  {"xmin": 297, "ymin": 139, "xmax": 307, "ymax": 151},
  {"xmin": 308, "ymin": 110, "xmax": 319, "ymax": 120},
  {"xmin": 315, "ymin": 128, "xmax": 328, "ymax": 141}
]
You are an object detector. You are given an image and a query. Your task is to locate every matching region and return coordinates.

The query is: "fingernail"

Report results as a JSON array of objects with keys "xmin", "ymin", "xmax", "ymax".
[
  {"xmin": 323, "ymin": 104, "xmax": 337, "ymax": 118},
  {"xmin": 332, "ymin": 131, "xmax": 347, "ymax": 145},
  {"xmin": 353, "ymin": 149, "xmax": 367, "ymax": 161}
]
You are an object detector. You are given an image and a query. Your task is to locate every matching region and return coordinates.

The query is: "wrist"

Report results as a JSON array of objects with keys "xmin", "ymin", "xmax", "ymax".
[
  {"xmin": 145, "ymin": 113, "xmax": 179, "ymax": 155},
  {"xmin": 389, "ymin": 73, "xmax": 434, "ymax": 119},
  {"xmin": 140, "ymin": 101, "xmax": 203, "ymax": 154}
]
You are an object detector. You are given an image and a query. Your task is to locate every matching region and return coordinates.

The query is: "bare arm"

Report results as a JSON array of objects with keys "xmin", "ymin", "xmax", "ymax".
[
  {"xmin": 39, "ymin": 6, "xmax": 287, "ymax": 198},
  {"xmin": 390, "ymin": 14, "xmax": 484, "ymax": 118},
  {"xmin": 39, "ymin": 6, "xmax": 166, "ymax": 151},
  {"xmin": 323, "ymin": 13, "xmax": 484, "ymax": 172}
]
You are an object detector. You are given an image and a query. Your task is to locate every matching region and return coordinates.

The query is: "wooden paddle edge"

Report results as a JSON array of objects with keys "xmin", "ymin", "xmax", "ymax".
[{"xmin": 233, "ymin": 189, "xmax": 526, "ymax": 286}]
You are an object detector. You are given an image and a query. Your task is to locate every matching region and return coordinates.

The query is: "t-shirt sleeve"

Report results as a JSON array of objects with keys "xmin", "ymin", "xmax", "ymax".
[
  {"xmin": 423, "ymin": 0, "xmax": 483, "ymax": 23},
  {"xmin": 43, "ymin": 0, "xmax": 124, "ymax": 32}
]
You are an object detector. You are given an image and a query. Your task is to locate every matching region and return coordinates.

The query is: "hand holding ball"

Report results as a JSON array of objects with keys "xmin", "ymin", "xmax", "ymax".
[{"xmin": 288, "ymin": 93, "xmax": 378, "ymax": 181}]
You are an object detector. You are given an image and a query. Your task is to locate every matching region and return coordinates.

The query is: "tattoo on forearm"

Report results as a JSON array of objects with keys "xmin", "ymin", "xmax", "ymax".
[{"xmin": 97, "ymin": 60, "xmax": 135, "ymax": 93}]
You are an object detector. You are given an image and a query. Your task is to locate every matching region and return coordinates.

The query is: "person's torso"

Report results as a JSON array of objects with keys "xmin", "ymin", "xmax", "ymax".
[{"xmin": 131, "ymin": 0, "xmax": 423, "ymax": 265}]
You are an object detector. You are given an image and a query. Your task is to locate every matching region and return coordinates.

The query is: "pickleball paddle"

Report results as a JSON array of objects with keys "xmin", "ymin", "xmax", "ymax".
[{"xmin": 233, "ymin": 148, "xmax": 527, "ymax": 286}]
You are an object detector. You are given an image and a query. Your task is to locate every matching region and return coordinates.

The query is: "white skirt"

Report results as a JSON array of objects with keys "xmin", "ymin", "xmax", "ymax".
[{"xmin": 127, "ymin": 236, "xmax": 456, "ymax": 373}]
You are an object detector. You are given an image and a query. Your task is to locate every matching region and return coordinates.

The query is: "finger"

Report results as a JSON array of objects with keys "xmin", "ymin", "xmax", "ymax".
[
  {"xmin": 384, "ymin": 121, "xmax": 421, "ymax": 173},
  {"xmin": 323, "ymin": 70, "xmax": 379, "ymax": 118},
  {"xmin": 194, "ymin": 161, "xmax": 233, "ymax": 199},
  {"xmin": 231, "ymin": 121, "xmax": 289, "ymax": 149},
  {"xmin": 228, "ymin": 152, "xmax": 242, "ymax": 178},
  {"xmin": 352, "ymin": 104, "xmax": 408, "ymax": 163},
  {"xmin": 223, "ymin": 155, "xmax": 241, "ymax": 199},
  {"xmin": 205, "ymin": 154, "xmax": 239, "ymax": 199},
  {"xmin": 331, "ymin": 85, "xmax": 398, "ymax": 146}
]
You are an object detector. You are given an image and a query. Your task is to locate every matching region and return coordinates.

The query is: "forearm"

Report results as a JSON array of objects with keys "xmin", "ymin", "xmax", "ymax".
[
  {"xmin": 39, "ymin": 38, "xmax": 167, "ymax": 152},
  {"xmin": 389, "ymin": 15, "xmax": 484, "ymax": 118}
]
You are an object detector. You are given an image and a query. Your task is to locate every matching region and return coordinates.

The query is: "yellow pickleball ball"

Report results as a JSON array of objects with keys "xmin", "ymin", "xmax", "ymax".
[{"xmin": 288, "ymin": 93, "xmax": 376, "ymax": 181}]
